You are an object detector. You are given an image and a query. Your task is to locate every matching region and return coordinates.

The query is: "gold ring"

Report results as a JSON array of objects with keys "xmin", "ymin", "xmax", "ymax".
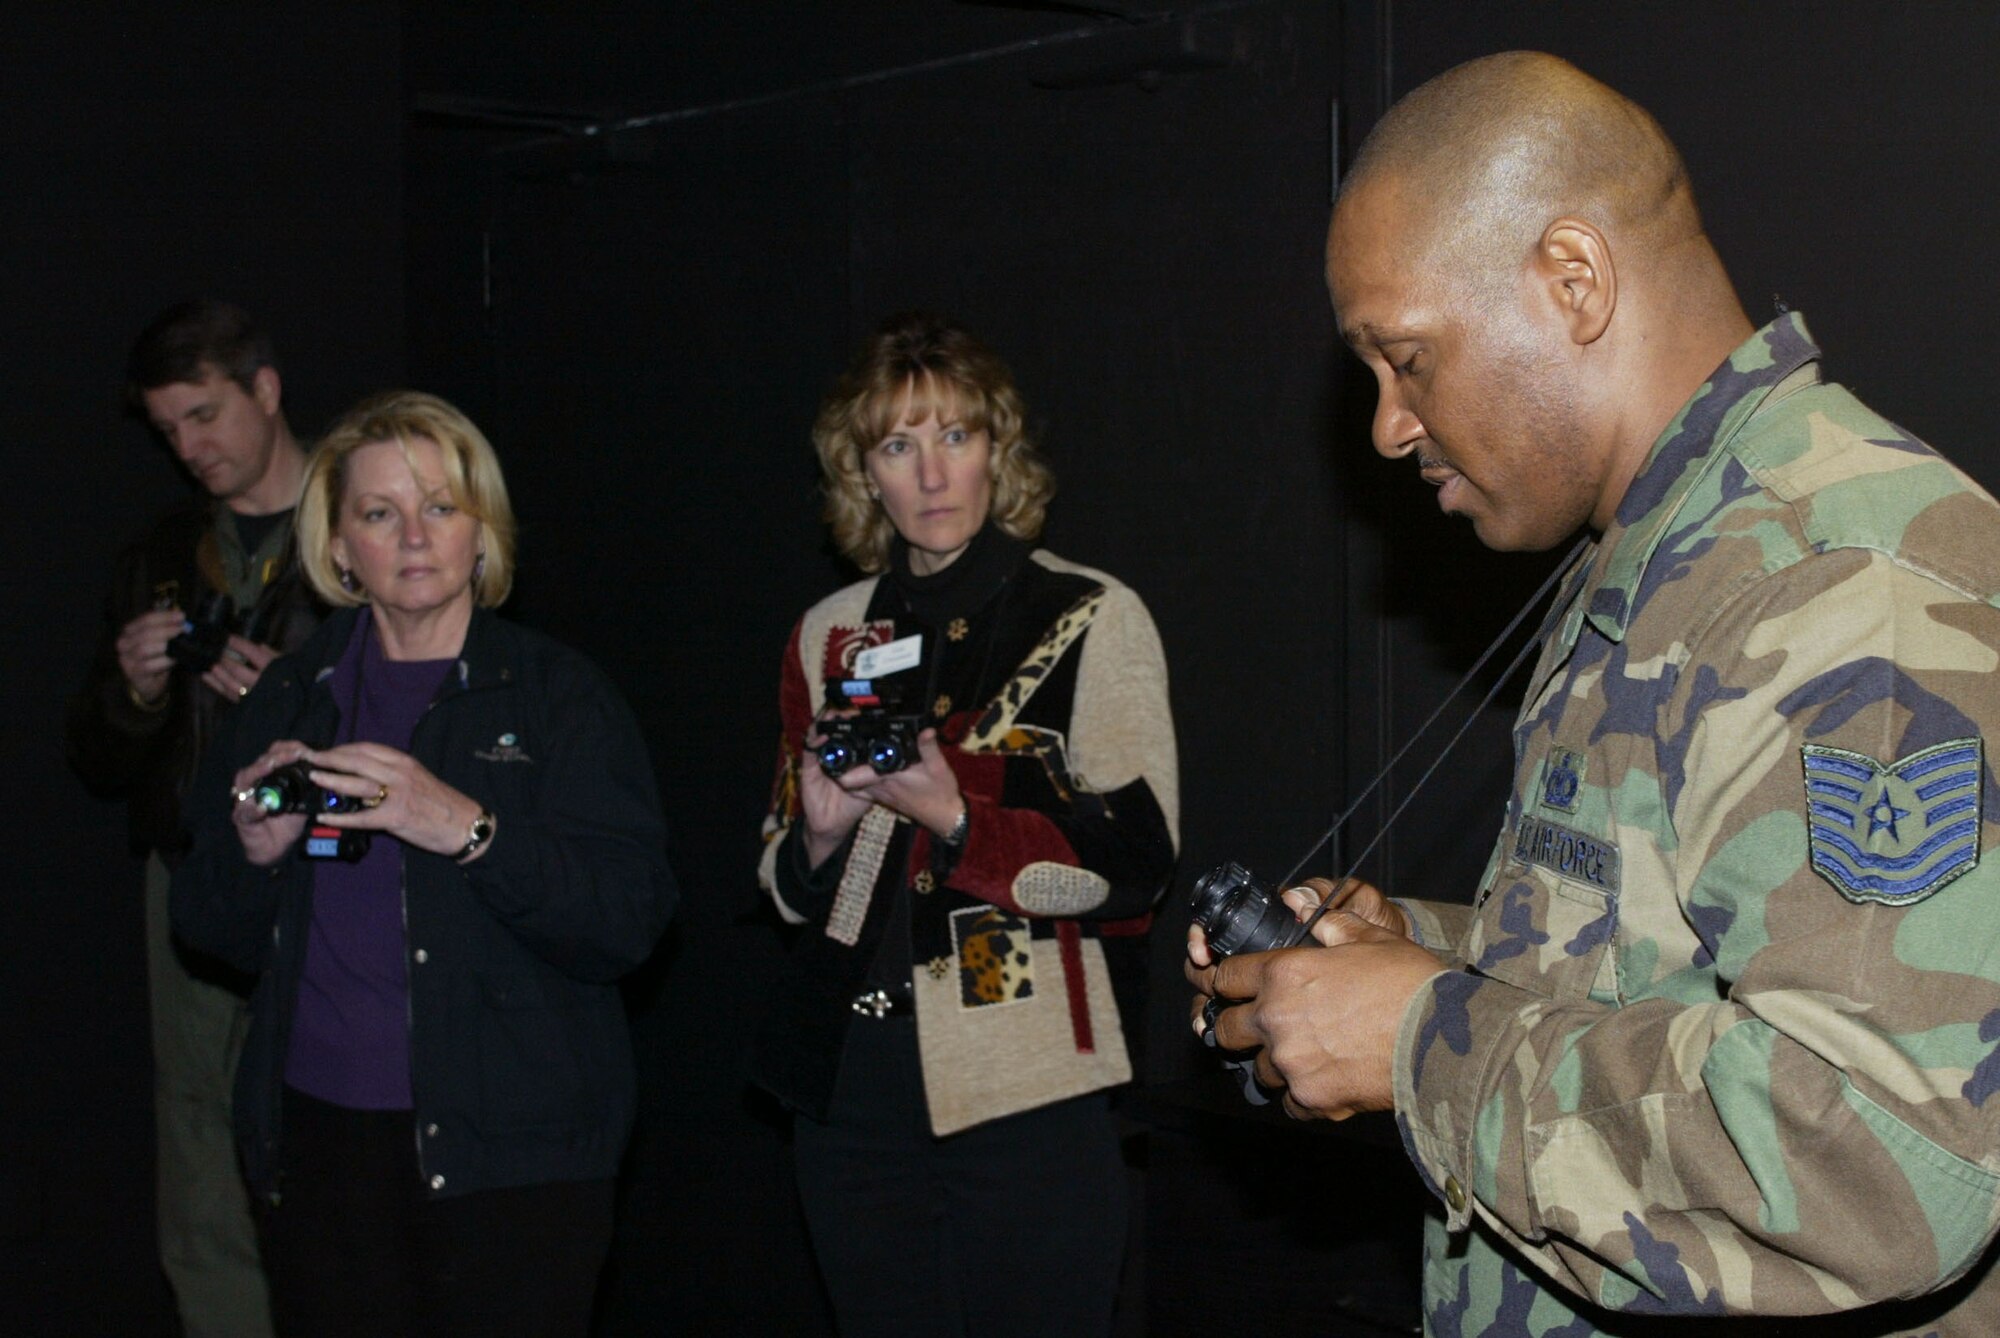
[{"xmin": 368, "ymin": 784, "xmax": 390, "ymax": 808}]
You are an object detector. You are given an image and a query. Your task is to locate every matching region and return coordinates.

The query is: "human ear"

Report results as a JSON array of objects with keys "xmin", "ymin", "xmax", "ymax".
[
  {"xmin": 1537, "ymin": 218, "xmax": 1615, "ymax": 346},
  {"xmin": 252, "ymin": 365, "xmax": 283, "ymax": 415}
]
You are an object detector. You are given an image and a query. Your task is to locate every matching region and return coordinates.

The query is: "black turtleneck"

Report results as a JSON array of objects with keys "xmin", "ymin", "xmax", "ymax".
[
  {"xmin": 854, "ymin": 522, "xmax": 1031, "ymax": 995},
  {"xmin": 885, "ymin": 522, "xmax": 1028, "ymax": 629}
]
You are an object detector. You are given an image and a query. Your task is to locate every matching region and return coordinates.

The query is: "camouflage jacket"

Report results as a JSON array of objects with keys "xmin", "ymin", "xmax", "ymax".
[{"xmin": 1394, "ymin": 314, "xmax": 2000, "ymax": 1336}]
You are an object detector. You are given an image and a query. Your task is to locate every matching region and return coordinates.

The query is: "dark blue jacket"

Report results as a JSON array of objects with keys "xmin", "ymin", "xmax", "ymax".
[{"xmin": 172, "ymin": 606, "xmax": 676, "ymax": 1199}]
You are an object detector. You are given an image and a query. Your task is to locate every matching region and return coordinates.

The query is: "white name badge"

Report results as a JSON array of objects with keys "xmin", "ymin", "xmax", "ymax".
[{"xmin": 854, "ymin": 634, "xmax": 922, "ymax": 679}]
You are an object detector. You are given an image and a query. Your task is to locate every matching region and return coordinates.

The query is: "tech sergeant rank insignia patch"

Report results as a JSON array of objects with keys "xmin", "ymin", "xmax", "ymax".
[{"xmin": 1802, "ymin": 738, "xmax": 1984, "ymax": 905}]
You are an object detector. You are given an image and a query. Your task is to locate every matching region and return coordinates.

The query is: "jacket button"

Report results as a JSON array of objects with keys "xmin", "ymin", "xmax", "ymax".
[
  {"xmin": 414, "ymin": 949, "xmax": 429, "ymax": 964},
  {"xmin": 425, "ymin": 1123, "xmax": 439, "ymax": 1137},
  {"xmin": 1444, "ymin": 1175, "xmax": 1467, "ymax": 1214},
  {"xmin": 430, "ymin": 1174, "xmax": 445, "ymax": 1190}
]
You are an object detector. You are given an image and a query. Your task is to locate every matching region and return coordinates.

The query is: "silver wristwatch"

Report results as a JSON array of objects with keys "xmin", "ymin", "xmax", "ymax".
[{"xmin": 457, "ymin": 809, "xmax": 496, "ymax": 861}]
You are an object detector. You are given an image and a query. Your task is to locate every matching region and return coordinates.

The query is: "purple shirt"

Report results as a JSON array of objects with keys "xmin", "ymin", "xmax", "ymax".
[{"xmin": 283, "ymin": 612, "xmax": 455, "ymax": 1110}]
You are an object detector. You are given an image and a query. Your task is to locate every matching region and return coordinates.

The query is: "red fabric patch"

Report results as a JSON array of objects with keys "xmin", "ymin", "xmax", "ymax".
[
  {"xmin": 936, "ymin": 707, "xmax": 975, "ymax": 747},
  {"xmin": 771, "ymin": 619, "xmax": 811, "ymax": 818},
  {"xmin": 822, "ymin": 621, "xmax": 897, "ymax": 680},
  {"xmin": 943, "ymin": 744, "xmax": 1006, "ymax": 800},
  {"xmin": 1055, "ymin": 920, "xmax": 1094, "ymax": 1053},
  {"xmin": 928, "ymin": 725, "xmax": 1081, "ymax": 914}
]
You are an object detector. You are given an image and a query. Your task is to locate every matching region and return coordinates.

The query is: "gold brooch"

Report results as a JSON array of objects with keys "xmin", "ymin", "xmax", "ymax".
[
  {"xmin": 933, "ymin": 694, "xmax": 952, "ymax": 718},
  {"xmin": 946, "ymin": 618, "xmax": 969, "ymax": 642},
  {"xmin": 914, "ymin": 869, "xmax": 936, "ymax": 894}
]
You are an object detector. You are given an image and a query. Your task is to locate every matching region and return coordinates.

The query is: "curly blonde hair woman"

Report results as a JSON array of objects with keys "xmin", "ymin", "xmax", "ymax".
[
  {"xmin": 811, "ymin": 313, "xmax": 1054, "ymax": 574},
  {"xmin": 754, "ymin": 313, "xmax": 1177, "ymax": 1336}
]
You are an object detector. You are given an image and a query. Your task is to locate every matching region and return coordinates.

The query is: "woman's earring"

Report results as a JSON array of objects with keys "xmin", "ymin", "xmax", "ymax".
[
  {"xmin": 336, "ymin": 564, "xmax": 360, "ymax": 594},
  {"xmin": 473, "ymin": 551, "xmax": 487, "ymax": 586},
  {"xmin": 867, "ymin": 486, "xmax": 881, "ymax": 502}
]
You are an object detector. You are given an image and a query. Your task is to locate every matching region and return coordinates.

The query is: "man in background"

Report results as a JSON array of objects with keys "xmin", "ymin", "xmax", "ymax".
[{"xmin": 68, "ymin": 300, "xmax": 322, "ymax": 1337}]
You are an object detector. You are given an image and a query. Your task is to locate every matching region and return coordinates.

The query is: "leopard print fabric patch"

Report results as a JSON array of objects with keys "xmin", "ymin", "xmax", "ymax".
[{"xmin": 950, "ymin": 905, "xmax": 1035, "ymax": 1008}]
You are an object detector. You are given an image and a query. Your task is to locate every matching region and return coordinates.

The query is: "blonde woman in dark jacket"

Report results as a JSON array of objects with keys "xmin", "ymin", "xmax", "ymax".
[{"xmin": 174, "ymin": 391, "xmax": 675, "ymax": 1338}]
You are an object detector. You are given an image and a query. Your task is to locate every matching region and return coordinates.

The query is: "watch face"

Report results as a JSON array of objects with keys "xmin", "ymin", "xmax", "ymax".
[{"xmin": 464, "ymin": 812, "xmax": 495, "ymax": 853}]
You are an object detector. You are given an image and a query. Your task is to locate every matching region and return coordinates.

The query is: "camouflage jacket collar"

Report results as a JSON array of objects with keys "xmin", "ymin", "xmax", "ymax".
[{"xmin": 1579, "ymin": 312, "xmax": 1821, "ymax": 644}]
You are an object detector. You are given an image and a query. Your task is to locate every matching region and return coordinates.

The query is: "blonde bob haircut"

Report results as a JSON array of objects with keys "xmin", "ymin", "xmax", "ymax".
[
  {"xmin": 813, "ymin": 312, "xmax": 1054, "ymax": 574},
  {"xmin": 297, "ymin": 390, "xmax": 517, "ymax": 609}
]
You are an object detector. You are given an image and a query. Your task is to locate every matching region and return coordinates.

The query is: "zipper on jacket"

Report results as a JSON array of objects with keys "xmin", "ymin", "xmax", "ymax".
[
  {"xmin": 402, "ymin": 845, "xmax": 427, "ymax": 1191},
  {"xmin": 404, "ymin": 680, "xmax": 473, "ymax": 1196},
  {"xmin": 406, "ymin": 689, "xmax": 439, "ymax": 1193},
  {"xmin": 403, "ymin": 640, "xmax": 509, "ymax": 1196}
]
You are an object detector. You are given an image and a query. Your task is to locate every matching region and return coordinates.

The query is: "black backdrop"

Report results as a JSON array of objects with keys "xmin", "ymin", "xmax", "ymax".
[
  {"xmin": 8, "ymin": 3, "xmax": 2000, "ymax": 1334},
  {"xmin": 0, "ymin": 4, "xmax": 406, "ymax": 1328},
  {"xmin": 406, "ymin": 7, "xmax": 1358, "ymax": 1329}
]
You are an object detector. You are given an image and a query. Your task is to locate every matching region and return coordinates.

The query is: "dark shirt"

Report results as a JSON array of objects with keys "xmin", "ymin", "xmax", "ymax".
[
  {"xmin": 284, "ymin": 612, "xmax": 453, "ymax": 1110},
  {"xmin": 231, "ymin": 507, "xmax": 290, "ymax": 560}
]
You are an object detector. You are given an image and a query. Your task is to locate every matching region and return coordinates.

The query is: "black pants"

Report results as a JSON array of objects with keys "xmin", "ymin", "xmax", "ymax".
[
  {"xmin": 258, "ymin": 1086, "xmax": 614, "ymax": 1338},
  {"xmin": 794, "ymin": 1013, "xmax": 1130, "ymax": 1338}
]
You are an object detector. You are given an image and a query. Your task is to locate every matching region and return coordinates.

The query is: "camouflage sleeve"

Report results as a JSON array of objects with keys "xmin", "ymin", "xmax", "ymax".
[
  {"xmin": 1395, "ymin": 899, "xmax": 1472, "ymax": 960},
  {"xmin": 1393, "ymin": 550, "xmax": 2000, "ymax": 1317}
]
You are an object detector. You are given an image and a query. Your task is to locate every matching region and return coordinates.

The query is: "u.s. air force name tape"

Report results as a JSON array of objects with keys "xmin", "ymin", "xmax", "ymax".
[{"xmin": 1513, "ymin": 814, "xmax": 1621, "ymax": 893}]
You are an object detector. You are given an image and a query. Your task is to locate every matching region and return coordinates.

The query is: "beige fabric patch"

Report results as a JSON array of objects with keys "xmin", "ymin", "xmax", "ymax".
[
  {"xmin": 913, "ymin": 935, "xmax": 1130, "ymax": 1136},
  {"xmin": 1012, "ymin": 860, "xmax": 1111, "ymax": 915},
  {"xmin": 825, "ymin": 806, "xmax": 897, "ymax": 945}
]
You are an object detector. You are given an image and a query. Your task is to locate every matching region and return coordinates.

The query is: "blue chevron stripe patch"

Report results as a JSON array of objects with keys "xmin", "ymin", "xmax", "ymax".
[{"xmin": 1802, "ymin": 739, "xmax": 1983, "ymax": 906}]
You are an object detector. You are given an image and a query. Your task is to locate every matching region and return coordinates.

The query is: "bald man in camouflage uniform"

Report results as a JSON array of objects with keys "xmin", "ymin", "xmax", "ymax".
[{"xmin": 1190, "ymin": 52, "xmax": 2000, "ymax": 1336}]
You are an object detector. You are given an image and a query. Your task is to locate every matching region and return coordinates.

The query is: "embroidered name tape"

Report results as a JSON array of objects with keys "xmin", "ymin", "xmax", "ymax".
[
  {"xmin": 1803, "ymin": 738, "xmax": 1982, "ymax": 906},
  {"xmin": 1513, "ymin": 815, "xmax": 1620, "ymax": 892}
]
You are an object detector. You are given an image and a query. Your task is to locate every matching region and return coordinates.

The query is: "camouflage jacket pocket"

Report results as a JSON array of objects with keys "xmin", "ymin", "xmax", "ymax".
[{"xmin": 1465, "ymin": 860, "xmax": 1618, "ymax": 1003}]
